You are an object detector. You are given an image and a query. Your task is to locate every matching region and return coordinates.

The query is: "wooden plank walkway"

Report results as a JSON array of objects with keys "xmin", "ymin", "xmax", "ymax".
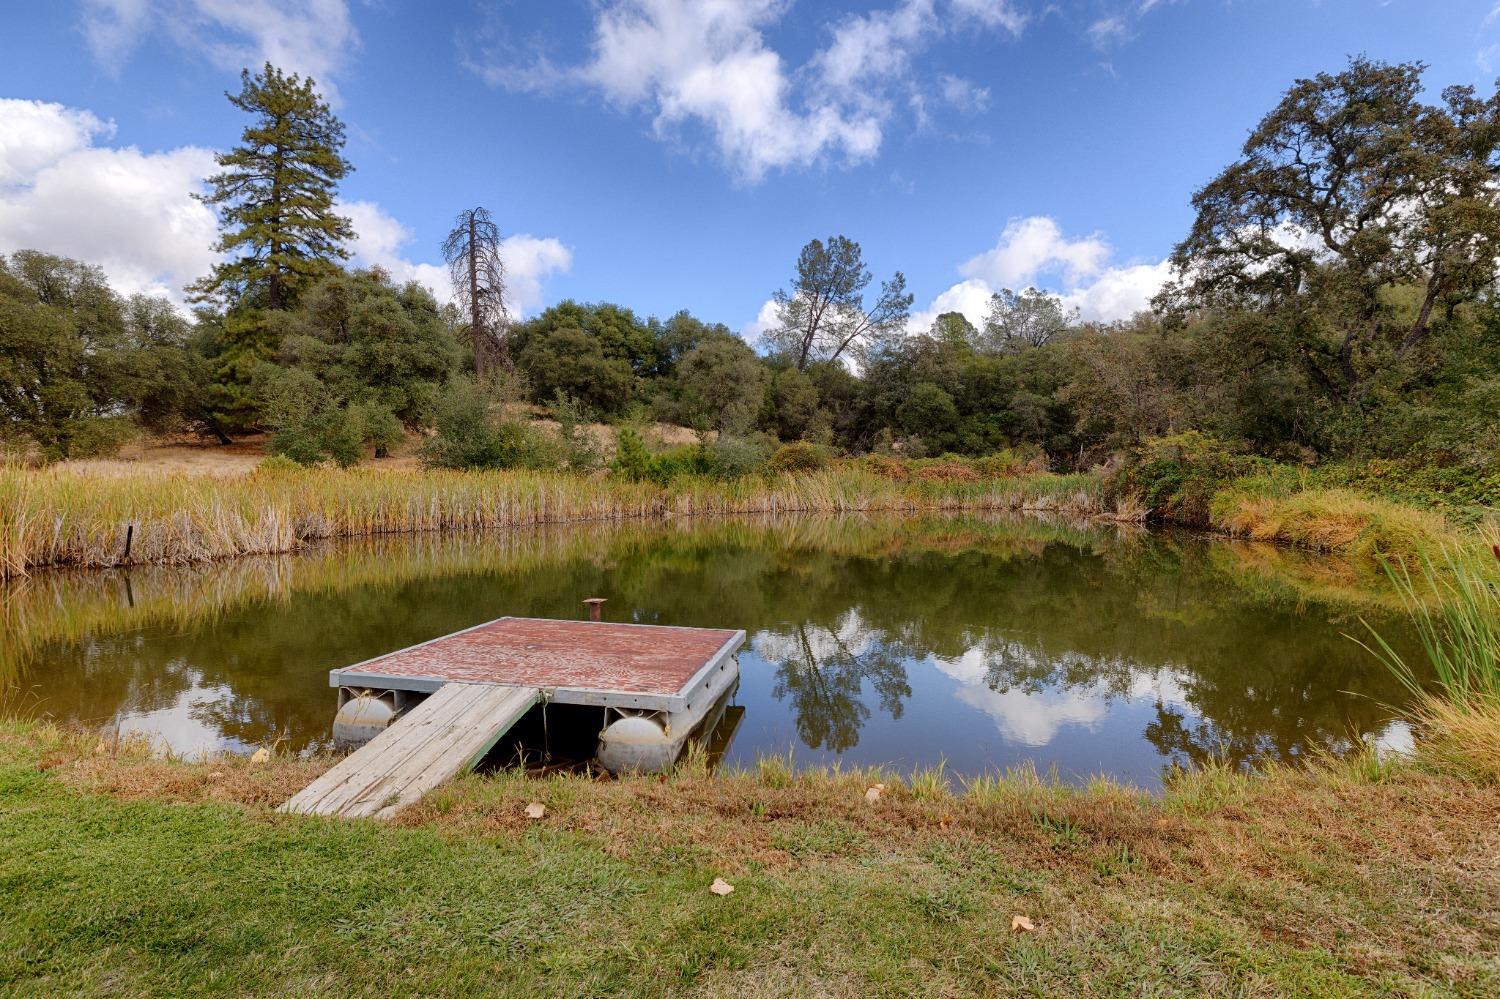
[{"xmin": 280, "ymin": 683, "xmax": 541, "ymax": 820}]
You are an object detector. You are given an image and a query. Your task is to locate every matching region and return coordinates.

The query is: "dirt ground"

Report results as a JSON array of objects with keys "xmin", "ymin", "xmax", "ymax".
[{"xmin": 52, "ymin": 418, "xmax": 705, "ymax": 477}]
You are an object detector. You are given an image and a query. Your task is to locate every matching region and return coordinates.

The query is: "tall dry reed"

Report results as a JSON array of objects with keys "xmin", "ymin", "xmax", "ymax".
[{"xmin": 0, "ymin": 463, "xmax": 1107, "ymax": 578}]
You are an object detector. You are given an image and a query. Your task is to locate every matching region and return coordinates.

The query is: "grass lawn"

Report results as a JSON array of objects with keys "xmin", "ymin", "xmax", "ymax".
[{"xmin": 1, "ymin": 723, "xmax": 1496, "ymax": 997}]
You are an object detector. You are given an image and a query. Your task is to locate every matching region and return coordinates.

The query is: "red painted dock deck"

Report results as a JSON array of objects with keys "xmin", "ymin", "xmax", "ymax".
[{"xmin": 330, "ymin": 617, "xmax": 746, "ymax": 712}]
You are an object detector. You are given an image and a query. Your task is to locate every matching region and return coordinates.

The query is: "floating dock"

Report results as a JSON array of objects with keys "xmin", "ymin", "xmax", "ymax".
[{"xmin": 281, "ymin": 616, "xmax": 745, "ymax": 819}]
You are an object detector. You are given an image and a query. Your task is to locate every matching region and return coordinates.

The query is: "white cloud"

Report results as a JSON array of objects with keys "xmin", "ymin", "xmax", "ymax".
[
  {"xmin": 341, "ymin": 200, "xmax": 572, "ymax": 316},
  {"xmin": 949, "ymin": 0, "xmax": 1028, "ymax": 35},
  {"xmin": 739, "ymin": 297, "xmax": 781, "ymax": 343},
  {"xmin": 475, "ymin": 0, "xmax": 1023, "ymax": 183},
  {"xmin": 0, "ymin": 98, "xmax": 218, "ymax": 301},
  {"xmin": 1058, "ymin": 259, "xmax": 1172, "ymax": 323},
  {"xmin": 79, "ymin": 0, "xmax": 359, "ymax": 101},
  {"xmin": 0, "ymin": 99, "xmax": 112, "ymax": 185},
  {"xmin": 938, "ymin": 74, "xmax": 990, "ymax": 113},
  {"xmin": 909, "ymin": 215, "xmax": 1172, "ymax": 330},
  {"xmin": 813, "ymin": 0, "xmax": 937, "ymax": 96},
  {"xmin": 959, "ymin": 216, "xmax": 1111, "ymax": 288},
  {"xmin": 496, "ymin": 235, "xmax": 575, "ymax": 316},
  {"xmin": 582, "ymin": 0, "xmax": 883, "ymax": 183},
  {"xmin": 907, "ymin": 278, "xmax": 994, "ymax": 335},
  {"xmin": 1086, "ymin": 16, "xmax": 1131, "ymax": 50},
  {"xmin": 0, "ymin": 99, "xmax": 570, "ymax": 314}
]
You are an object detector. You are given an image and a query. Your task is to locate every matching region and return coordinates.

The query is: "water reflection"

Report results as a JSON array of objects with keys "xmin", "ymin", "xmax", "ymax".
[
  {"xmin": 2, "ymin": 514, "xmax": 1423, "ymax": 786},
  {"xmin": 763, "ymin": 615, "xmax": 911, "ymax": 752}
]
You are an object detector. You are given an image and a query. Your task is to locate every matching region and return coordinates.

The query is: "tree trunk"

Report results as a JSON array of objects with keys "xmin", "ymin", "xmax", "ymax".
[
  {"xmin": 468, "ymin": 214, "xmax": 484, "ymax": 377},
  {"xmin": 202, "ymin": 414, "xmax": 233, "ymax": 446}
]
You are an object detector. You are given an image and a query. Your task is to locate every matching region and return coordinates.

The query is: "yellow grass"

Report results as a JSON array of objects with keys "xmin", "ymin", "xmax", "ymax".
[
  {"xmin": 1209, "ymin": 486, "xmax": 1457, "ymax": 565},
  {"xmin": 0, "ymin": 463, "xmax": 1108, "ymax": 578},
  {"xmin": 1406, "ymin": 695, "xmax": 1500, "ymax": 783}
]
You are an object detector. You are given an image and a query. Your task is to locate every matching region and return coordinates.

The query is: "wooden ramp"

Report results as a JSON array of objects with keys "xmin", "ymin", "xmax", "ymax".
[{"xmin": 281, "ymin": 683, "xmax": 540, "ymax": 820}]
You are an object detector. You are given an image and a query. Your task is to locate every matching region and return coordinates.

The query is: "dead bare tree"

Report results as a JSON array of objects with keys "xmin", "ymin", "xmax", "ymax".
[{"xmin": 441, "ymin": 207, "xmax": 510, "ymax": 375}]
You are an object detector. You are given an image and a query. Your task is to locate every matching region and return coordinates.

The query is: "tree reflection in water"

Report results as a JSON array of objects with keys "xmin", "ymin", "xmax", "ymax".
[
  {"xmin": 761, "ymin": 616, "xmax": 911, "ymax": 751},
  {"xmin": 5, "ymin": 514, "xmax": 1427, "ymax": 779}
]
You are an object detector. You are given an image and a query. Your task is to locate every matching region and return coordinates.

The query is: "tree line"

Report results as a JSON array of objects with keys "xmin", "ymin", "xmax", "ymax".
[{"xmin": 4, "ymin": 56, "xmax": 1499, "ymax": 481}]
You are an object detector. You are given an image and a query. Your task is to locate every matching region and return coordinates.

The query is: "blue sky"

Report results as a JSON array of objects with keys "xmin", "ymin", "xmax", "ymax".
[{"xmin": 2, "ymin": 1, "xmax": 1498, "ymax": 334}]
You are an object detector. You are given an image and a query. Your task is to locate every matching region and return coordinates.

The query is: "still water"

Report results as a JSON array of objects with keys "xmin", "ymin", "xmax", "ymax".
[{"xmin": 1, "ymin": 514, "xmax": 1421, "ymax": 788}]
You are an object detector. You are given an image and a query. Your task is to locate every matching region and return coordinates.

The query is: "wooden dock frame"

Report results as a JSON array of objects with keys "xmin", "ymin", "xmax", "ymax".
[
  {"xmin": 281, "ymin": 618, "xmax": 746, "ymax": 820},
  {"xmin": 281, "ymin": 683, "xmax": 541, "ymax": 819}
]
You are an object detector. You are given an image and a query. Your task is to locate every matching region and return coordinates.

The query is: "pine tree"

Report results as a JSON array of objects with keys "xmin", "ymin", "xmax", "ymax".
[
  {"xmin": 192, "ymin": 63, "xmax": 353, "ymax": 310},
  {"xmin": 190, "ymin": 63, "xmax": 354, "ymax": 427}
]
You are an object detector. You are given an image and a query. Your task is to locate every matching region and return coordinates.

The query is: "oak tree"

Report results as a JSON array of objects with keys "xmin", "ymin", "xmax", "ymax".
[{"xmin": 1162, "ymin": 57, "xmax": 1500, "ymax": 402}]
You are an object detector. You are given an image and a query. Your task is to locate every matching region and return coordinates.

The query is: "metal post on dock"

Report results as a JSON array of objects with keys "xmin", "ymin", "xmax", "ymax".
[{"xmin": 583, "ymin": 598, "xmax": 607, "ymax": 622}]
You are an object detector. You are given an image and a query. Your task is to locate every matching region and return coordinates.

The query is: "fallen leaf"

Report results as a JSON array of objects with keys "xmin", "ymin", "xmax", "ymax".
[
  {"xmin": 250, "ymin": 747, "xmax": 271, "ymax": 764},
  {"xmin": 939, "ymin": 813, "xmax": 952, "ymax": 830},
  {"xmin": 864, "ymin": 783, "xmax": 886, "ymax": 803},
  {"xmin": 709, "ymin": 878, "xmax": 735, "ymax": 896},
  {"xmin": 524, "ymin": 802, "xmax": 546, "ymax": 819},
  {"xmin": 1011, "ymin": 915, "xmax": 1035, "ymax": 933}
]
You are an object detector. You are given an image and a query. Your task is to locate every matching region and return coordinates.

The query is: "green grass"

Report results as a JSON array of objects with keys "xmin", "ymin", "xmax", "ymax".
[
  {"xmin": 1362, "ymin": 545, "xmax": 1500, "ymax": 708},
  {"xmin": 1356, "ymin": 542, "xmax": 1500, "ymax": 781},
  {"xmin": 1, "ymin": 722, "xmax": 1496, "ymax": 997}
]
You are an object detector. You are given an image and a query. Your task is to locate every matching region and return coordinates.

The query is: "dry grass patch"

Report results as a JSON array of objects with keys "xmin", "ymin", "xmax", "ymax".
[{"xmin": 1211, "ymin": 487, "xmax": 1455, "ymax": 565}]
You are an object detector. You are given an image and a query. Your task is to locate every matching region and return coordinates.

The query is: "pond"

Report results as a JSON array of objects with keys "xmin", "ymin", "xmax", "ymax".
[{"xmin": 0, "ymin": 514, "xmax": 1423, "ymax": 788}]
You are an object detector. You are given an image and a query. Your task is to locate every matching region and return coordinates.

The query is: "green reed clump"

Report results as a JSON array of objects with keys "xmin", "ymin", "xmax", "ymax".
[{"xmin": 1362, "ymin": 544, "xmax": 1500, "ymax": 708}]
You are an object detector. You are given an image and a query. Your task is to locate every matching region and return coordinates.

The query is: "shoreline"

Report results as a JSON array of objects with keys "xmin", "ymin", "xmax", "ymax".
[
  {"xmin": 1, "ymin": 460, "xmax": 1473, "ymax": 580},
  {"xmin": 2, "ymin": 717, "xmax": 1495, "ymax": 996}
]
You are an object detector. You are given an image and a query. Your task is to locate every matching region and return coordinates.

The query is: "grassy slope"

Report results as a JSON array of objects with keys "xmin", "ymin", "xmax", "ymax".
[{"xmin": 2, "ymin": 723, "xmax": 1497, "ymax": 998}]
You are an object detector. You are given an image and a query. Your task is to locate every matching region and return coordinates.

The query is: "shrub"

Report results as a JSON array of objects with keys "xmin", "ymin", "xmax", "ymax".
[
  {"xmin": 253, "ymin": 454, "xmax": 303, "ymax": 475},
  {"xmin": 707, "ymin": 433, "xmax": 776, "ymax": 479},
  {"xmin": 973, "ymin": 450, "xmax": 1025, "ymax": 478},
  {"xmin": 611, "ymin": 427, "xmax": 653, "ymax": 482},
  {"xmin": 1110, "ymin": 431, "xmax": 1260, "ymax": 526},
  {"xmin": 357, "ymin": 404, "xmax": 405, "ymax": 459},
  {"xmin": 322, "ymin": 409, "xmax": 366, "ymax": 469},
  {"xmin": 767, "ymin": 441, "xmax": 830, "ymax": 474},
  {"xmin": 913, "ymin": 461, "xmax": 979, "ymax": 483},
  {"xmin": 268, "ymin": 421, "xmax": 327, "ymax": 466},
  {"xmin": 646, "ymin": 445, "xmax": 711, "ymax": 486},
  {"xmin": 861, "ymin": 454, "xmax": 908, "ymax": 480},
  {"xmin": 422, "ymin": 379, "xmax": 559, "ymax": 470},
  {"xmin": 552, "ymin": 393, "xmax": 605, "ymax": 474}
]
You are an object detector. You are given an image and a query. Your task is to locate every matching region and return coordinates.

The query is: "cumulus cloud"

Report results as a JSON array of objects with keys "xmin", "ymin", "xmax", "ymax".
[
  {"xmin": 472, "ymin": 0, "xmax": 1024, "ymax": 182},
  {"xmin": 79, "ymin": 0, "xmax": 359, "ymax": 100},
  {"xmin": 0, "ymin": 98, "xmax": 570, "ymax": 314},
  {"xmin": 582, "ymin": 0, "xmax": 882, "ymax": 182},
  {"xmin": 906, "ymin": 278, "xmax": 994, "ymax": 336},
  {"xmin": 1058, "ymin": 259, "xmax": 1173, "ymax": 324},
  {"xmin": 959, "ymin": 216, "xmax": 1110, "ymax": 288},
  {"xmin": 739, "ymin": 297, "xmax": 781, "ymax": 343},
  {"xmin": 908, "ymin": 215, "xmax": 1173, "ymax": 330},
  {"xmin": 341, "ymin": 200, "xmax": 572, "ymax": 316},
  {"xmin": 0, "ymin": 100, "xmax": 111, "ymax": 184},
  {"xmin": 0, "ymin": 98, "xmax": 219, "ymax": 301}
]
